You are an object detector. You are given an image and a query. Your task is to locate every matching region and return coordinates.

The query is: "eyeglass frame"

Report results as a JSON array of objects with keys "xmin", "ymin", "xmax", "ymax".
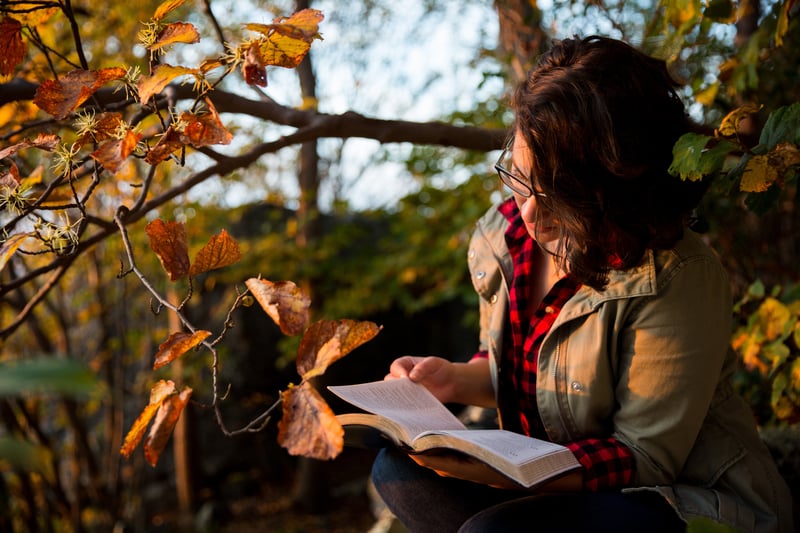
[{"xmin": 494, "ymin": 137, "xmax": 548, "ymax": 199}]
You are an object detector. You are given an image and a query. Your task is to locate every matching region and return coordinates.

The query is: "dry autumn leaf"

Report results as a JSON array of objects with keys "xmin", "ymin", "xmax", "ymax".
[
  {"xmin": 188, "ymin": 229, "xmax": 241, "ymax": 277},
  {"xmin": 145, "ymin": 219, "xmax": 190, "ymax": 281},
  {"xmin": 244, "ymin": 278, "xmax": 310, "ymax": 336},
  {"xmin": 277, "ymin": 382, "xmax": 343, "ymax": 460},
  {"xmin": 0, "ymin": 133, "xmax": 60, "ymax": 161},
  {"xmin": 178, "ymin": 99, "xmax": 232, "ymax": 148},
  {"xmin": 741, "ymin": 144, "xmax": 800, "ymax": 193},
  {"xmin": 143, "ymin": 386, "xmax": 192, "ymax": 467},
  {"xmin": 76, "ymin": 112, "xmax": 123, "ymax": 145},
  {"xmin": 153, "ymin": 0, "xmax": 189, "ymax": 22},
  {"xmin": 149, "ymin": 22, "xmax": 201, "ymax": 53},
  {"xmin": 137, "ymin": 64, "xmax": 198, "ymax": 105},
  {"xmin": 153, "ymin": 330, "xmax": 211, "ymax": 370},
  {"xmin": 0, "ymin": 233, "xmax": 33, "ymax": 275},
  {"xmin": 296, "ymin": 319, "xmax": 381, "ymax": 379},
  {"xmin": 250, "ymin": 9, "xmax": 323, "ymax": 69},
  {"xmin": 242, "ymin": 42, "xmax": 267, "ymax": 87},
  {"xmin": 33, "ymin": 67, "xmax": 127, "ymax": 120},
  {"xmin": 0, "ymin": 16, "xmax": 25, "ymax": 76},
  {"xmin": 145, "ymin": 127, "xmax": 183, "ymax": 165},
  {"xmin": 89, "ymin": 129, "xmax": 142, "ymax": 174},
  {"xmin": 120, "ymin": 380, "xmax": 178, "ymax": 458}
]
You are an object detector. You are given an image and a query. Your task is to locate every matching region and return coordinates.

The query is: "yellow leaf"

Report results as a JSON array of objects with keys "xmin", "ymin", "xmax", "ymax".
[
  {"xmin": 143, "ymin": 386, "xmax": 192, "ymax": 467},
  {"xmin": 741, "ymin": 155, "xmax": 778, "ymax": 193},
  {"xmin": 153, "ymin": 330, "xmax": 211, "ymax": 370},
  {"xmin": 277, "ymin": 382, "xmax": 343, "ymax": 460},
  {"xmin": 149, "ymin": 22, "xmax": 200, "ymax": 52},
  {"xmin": 189, "ymin": 229, "xmax": 240, "ymax": 277},
  {"xmin": 246, "ymin": 9, "xmax": 324, "ymax": 70},
  {"xmin": 757, "ymin": 297, "xmax": 792, "ymax": 341},
  {"xmin": 296, "ymin": 319, "xmax": 381, "ymax": 379},
  {"xmin": 716, "ymin": 104, "xmax": 762, "ymax": 138},
  {"xmin": 153, "ymin": 0, "xmax": 189, "ymax": 22},
  {"xmin": 137, "ymin": 64, "xmax": 198, "ymax": 104},
  {"xmin": 145, "ymin": 219, "xmax": 190, "ymax": 281},
  {"xmin": 0, "ymin": 233, "xmax": 34, "ymax": 274},
  {"xmin": 120, "ymin": 380, "xmax": 178, "ymax": 458},
  {"xmin": 244, "ymin": 278, "xmax": 310, "ymax": 336}
]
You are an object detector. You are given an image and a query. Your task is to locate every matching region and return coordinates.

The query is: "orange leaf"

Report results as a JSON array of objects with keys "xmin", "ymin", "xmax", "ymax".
[
  {"xmin": 150, "ymin": 22, "xmax": 200, "ymax": 52},
  {"xmin": 33, "ymin": 67, "xmax": 126, "ymax": 120},
  {"xmin": 0, "ymin": 133, "xmax": 60, "ymax": 161},
  {"xmin": 189, "ymin": 229, "xmax": 241, "ymax": 277},
  {"xmin": 153, "ymin": 0, "xmax": 189, "ymax": 22},
  {"xmin": 277, "ymin": 382, "xmax": 343, "ymax": 460},
  {"xmin": 143, "ymin": 386, "xmax": 192, "ymax": 467},
  {"xmin": 120, "ymin": 380, "xmax": 178, "ymax": 458},
  {"xmin": 89, "ymin": 129, "xmax": 142, "ymax": 173},
  {"xmin": 145, "ymin": 219, "xmax": 190, "ymax": 281},
  {"xmin": 250, "ymin": 9, "xmax": 323, "ymax": 69},
  {"xmin": 0, "ymin": 17, "xmax": 25, "ymax": 76},
  {"xmin": 153, "ymin": 330, "xmax": 211, "ymax": 370},
  {"xmin": 137, "ymin": 64, "xmax": 198, "ymax": 105},
  {"xmin": 145, "ymin": 127, "xmax": 184, "ymax": 165},
  {"xmin": 0, "ymin": 233, "xmax": 33, "ymax": 275},
  {"xmin": 244, "ymin": 279, "xmax": 310, "ymax": 336},
  {"xmin": 0, "ymin": 162, "xmax": 20, "ymax": 188},
  {"xmin": 296, "ymin": 319, "xmax": 381, "ymax": 379},
  {"xmin": 178, "ymin": 99, "xmax": 232, "ymax": 148}
]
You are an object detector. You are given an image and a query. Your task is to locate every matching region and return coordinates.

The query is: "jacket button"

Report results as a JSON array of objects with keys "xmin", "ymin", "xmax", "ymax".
[
  {"xmin": 490, "ymin": 294, "xmax": 498, "ymax": 304},
  {"xmin": 571, "ymin": 381, "xmax": 583, "ymax": 391},
  {"xmin": 476, "ymin": 271, "xmax": 486, "ymax": 279}
]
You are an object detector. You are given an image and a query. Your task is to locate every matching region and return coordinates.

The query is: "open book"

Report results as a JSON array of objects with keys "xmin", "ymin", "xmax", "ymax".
[{"xmin": 328, "ymin": 378, "xmax": 581, "ymax": 488}]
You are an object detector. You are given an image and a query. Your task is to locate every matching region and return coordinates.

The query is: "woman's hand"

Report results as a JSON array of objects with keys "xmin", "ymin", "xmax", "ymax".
[
  {"xmin": 409, "ymin": 451, "xmax": 522, "ymax": 490},
  {"xmin": 385, "ymin": 356, "xmax": 457, "ymax": 404}
]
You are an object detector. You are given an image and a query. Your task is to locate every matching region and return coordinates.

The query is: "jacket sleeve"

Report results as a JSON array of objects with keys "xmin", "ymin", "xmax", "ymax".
[{"xmin": 612, "ymin": 252, "xmax": 733, "ymax": 486}]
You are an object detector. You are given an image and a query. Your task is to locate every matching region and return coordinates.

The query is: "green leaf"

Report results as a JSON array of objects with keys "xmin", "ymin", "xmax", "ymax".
[
  {"xmin": 0, "ymin": 358, "xmax": 98, "ymax": 397},
  {"xmin": 0, "ymin": 437, "xmax": 53, "ymax": 477},
  {"xmin": 759, "ymin": 103, "xmax": 800, "ymax": 149},
  {"xmin": 670, "ymin": 134, "xmax": 734, "ymax": 181}
]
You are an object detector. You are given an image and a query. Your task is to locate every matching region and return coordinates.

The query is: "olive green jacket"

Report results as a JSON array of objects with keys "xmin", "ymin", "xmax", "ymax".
[{"xmin": 467, "ymin": 203, "xmax": 793, "ymax": 533}]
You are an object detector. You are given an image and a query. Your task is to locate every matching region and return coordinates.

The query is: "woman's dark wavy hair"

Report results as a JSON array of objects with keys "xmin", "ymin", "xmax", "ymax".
[{"xmin": 512, "ymin": 35, "xmax": 707, "ymax": 290}]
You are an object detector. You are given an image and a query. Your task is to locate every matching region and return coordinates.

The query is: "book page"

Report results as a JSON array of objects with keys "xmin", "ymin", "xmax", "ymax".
[
  {"xmin": 329, "ymin": 378, "xmax": 466, "ymax": 441},
  {"xmin": 422, "ymin": 429, "xmax": 567, "ymax": 465}
]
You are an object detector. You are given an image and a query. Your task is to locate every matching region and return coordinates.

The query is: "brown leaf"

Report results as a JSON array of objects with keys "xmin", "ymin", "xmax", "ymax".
[
  {"xmin": 89, "ymin": 129, "xmax": 141, "ymax": 173},
  {"xmin": 277, "ymin": 382, "xmax": 343, "ymax": 460},
  {"xmin": 143, "ymin": 386, "xmax": 192, "ymax": 467},
  {"xmin": 0, "ymin": 133, "xmax": 61, "ymax": 161},
  {"xmin": 145, "ymin": 127, "xmax": 184, "ymax": 165},
  {"xmin": 242, "ymin": 42, "xmax": 267, "ymax": 87},
  {"xmin": 0, "ymin": 161, "xmax": 20, "ymax": 187},
  {"xmin": 153, "ymin": 0, "xmax": 189, "ymax": 22},
  {"xmin": 0, "ymin": 233, "xmax": 33, "ymax": 275},
  {"xmin": 0, "ymin": 16, "xmax": 25, "ymax": 76},
  {"xmin": 296, "ymin": 319, "xmax": 381, "ymax": 379},
  {"xmin": 153, "ymin": 330, "xmax": 211, "ymax": 370},
  {"xmin": 178, "ymin": 99, "xmax": 232, "ymax": 148},
  {"xmin": 145, "ymin": 219, "xmax": 190, "ymax": 281},
  {"xmin": 244, "ymin": 279, "xmax": 310, "ymax": 336},
  {"xmin": 188, "ymin": 229, "xmax": 241, "ymax": 277},
  {"xmin": 137, "ymin": 64, "xmax": 198, "ymax": 105},
  {"xmin": 150, "ymin": 22, "xmax": 200, "ymax": 52},
  {"xmin": 77, "ymin": 112, "xmax": 123, "ymax": 145},
  {"xmin": 120, "ymin": 380, "xmax": 178, "ymax": 458},
  {"xmin": 33, "ymin": 67, "xmax": 127, "ymax": 120}
]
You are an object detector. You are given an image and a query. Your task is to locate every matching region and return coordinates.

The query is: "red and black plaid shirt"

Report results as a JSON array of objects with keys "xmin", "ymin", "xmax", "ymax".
[{"xmin": 495, "ymin": 199, "xmax": 635, "ymax": 491}]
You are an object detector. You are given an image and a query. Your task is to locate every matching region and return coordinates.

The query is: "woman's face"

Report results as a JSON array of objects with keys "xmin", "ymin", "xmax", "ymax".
[{"xmin": 510, "ymin": 134, "xmax": 560, "ymax": 244}]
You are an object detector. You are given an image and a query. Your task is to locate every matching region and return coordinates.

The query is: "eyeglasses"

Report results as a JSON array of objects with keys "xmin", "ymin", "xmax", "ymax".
[{"xmin": 494, "ymin": 137, "xmax": 547, "ymax": 199}]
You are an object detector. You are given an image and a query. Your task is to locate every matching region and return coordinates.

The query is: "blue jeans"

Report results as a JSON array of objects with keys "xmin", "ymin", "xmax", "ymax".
[{"xmin": 371, "ymin": 448, "xmax": 687, "ymax": 533}]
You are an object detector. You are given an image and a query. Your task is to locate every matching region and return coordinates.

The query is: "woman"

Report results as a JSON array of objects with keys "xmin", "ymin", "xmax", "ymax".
[{"xmin": 371, "ymin": 36, "xmax": 793, "ymax": 533}]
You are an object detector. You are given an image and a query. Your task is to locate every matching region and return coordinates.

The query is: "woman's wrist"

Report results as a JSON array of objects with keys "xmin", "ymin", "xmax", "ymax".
[{"xmin": 449, "ymin": 359, "xmax": 495, "ymax": 407}]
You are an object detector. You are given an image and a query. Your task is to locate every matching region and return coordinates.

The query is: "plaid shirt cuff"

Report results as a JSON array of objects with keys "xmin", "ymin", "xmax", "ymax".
[{"xmin": 566, "ymin": 438, "xmax": 635, "ymax": 491}]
